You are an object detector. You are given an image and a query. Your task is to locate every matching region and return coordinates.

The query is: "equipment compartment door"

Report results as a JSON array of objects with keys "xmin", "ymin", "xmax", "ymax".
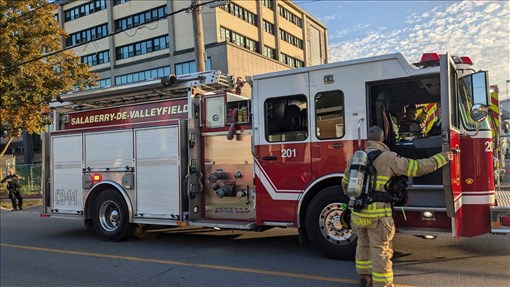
[
  {"xmin": 440, "ymin": 54, "xmax": 461, "ymax": 219},
  {"xmin": 135, "ymin": 126, "xmax": 181, "ymax": 219},
  {"xmin": 51, "ymin": 134, "xmax": 83, "ymax": 214}
]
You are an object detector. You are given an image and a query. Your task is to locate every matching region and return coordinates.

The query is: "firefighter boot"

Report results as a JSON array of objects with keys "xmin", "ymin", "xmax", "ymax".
[{"xmin": 359, "ymin": 275, "xmax": 373, "ymax": 287}]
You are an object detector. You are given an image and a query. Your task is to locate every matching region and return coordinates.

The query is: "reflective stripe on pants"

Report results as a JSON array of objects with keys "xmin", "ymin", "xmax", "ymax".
[{"xmin": 352, "ymin": 216, "xmax": 396, "ymax": 287}]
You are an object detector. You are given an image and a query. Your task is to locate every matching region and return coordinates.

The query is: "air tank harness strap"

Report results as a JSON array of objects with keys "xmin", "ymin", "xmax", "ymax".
[
  {"xmin": 365, "ymin": 191, "xmax": 392, "ymax": 203},
  {"xmin": 350, "ymin": 164, "xmax": 370, "ymax": 173}
]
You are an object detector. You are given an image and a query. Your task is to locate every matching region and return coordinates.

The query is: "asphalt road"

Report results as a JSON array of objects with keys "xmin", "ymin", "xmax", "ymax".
[{"xmin": 1, "ymin": 206, "xmax": 509, "ymax": 287}]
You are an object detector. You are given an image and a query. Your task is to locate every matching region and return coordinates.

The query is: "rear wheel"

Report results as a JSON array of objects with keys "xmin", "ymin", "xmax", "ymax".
[
  {"xmin": 305, "ymin": 185, "xmax": 356, "ymax": 260},
  {"xmin": 92, "ymin": 189, "xmax": 134, "ymax": 241}
]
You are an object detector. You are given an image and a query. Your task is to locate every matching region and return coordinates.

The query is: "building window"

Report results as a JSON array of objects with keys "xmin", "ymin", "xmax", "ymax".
[
  {"xmin": 66, "ymin": 24, "xmax": 108, "ymax": 47},
  {"xmin": 115, "ymin": 35, "xmax": 169, "ymax": 60},
  {"xmin": 263, "ymin": 46, "xmax": 275, "ymax": 60},
  {"xmin": 74, "ymin": 78, "xmax": 111, "ymax": 91},
  {"xmin": 114, "ymin": 6, "xmax": 166, "ymax": 32},
  {"xmin": 280, "ymin": 53, "xmax": 303, "ymax": 68},
  {"xmin": 265, "ymin": 95, "xmax": 308, "ymax": 142},
  {"xmin": 280, "ymin": 29, "xmax": 303, "ymax": 49},
  {"xmin": 221, "ymin": 2, "xmax": 257, "ymax": 26},
  {"xmin": 81, "ymin": 50, "xmax": 110, "ymax": 67},
  {"xmin": 115, "ymin": 66, "xmax": 171, "ymax": 85},
  {"xmin": 54, "ymin": 13, "xmax": 59, "ymax": 22},
  {"xmin": 220, "ymin": 27, "xmax": 259, "ymax": 53},
  {"xmin": 64, "ymin": 0, "xmax": 107, "ymax": 22},
  {"xmin": 175, "ymin": 58, "xmax": 212, "ymax": 75},
  {"xmin": 278, "ymin": 5, "xmax": 302, "ymax": 27},
  {"xmin": 263, "ymin": 20, "xmax": 274, "ymax": 35},
  {"xmin": 262, "ymin": 0, "xmax": 273, "ymax": 10},
  {"xmin": 96, "ymin": 78, "xmax": 112, "ymax": 88},
  {"xmin": 315, "ymin": 90, "xmax": 345, "ymax": 139},
  {"xmin": 113, "ymin": 0, "xmax": 130, "ymax": 5}
]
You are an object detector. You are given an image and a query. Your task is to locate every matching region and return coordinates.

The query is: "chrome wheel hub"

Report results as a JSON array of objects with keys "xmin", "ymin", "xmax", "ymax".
[
  {"xmin": 319, "ymin": 203, "xmax": 354, "ymax": 245},
  {"xmin": 99, "ymin": 200, "xmax": 121, "ymax": 232}
]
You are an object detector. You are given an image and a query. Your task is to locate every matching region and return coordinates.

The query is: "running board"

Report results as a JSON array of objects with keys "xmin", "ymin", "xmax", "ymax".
[
  {"xmin": 495, "ymin": 189, "xmax": 510, "ymax": 206},
  {"xmin": 492, "ymin": 190, "xmax": 510, "ymax": 234},
  {"xmin": 397, "ymin": 227, "xmax": 453, "ymax": 236},
  {"xmin": 190, "ymin": 220, "xmax": 257, "ymax": 230},
  {"xmin": 491, "ymin": 190, "xmax": 510, "ymax": 234}
]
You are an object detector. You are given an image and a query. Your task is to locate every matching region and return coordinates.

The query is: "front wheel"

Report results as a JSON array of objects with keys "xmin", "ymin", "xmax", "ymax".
[
  {"xmin": 305, "ymin": 185, "xmax": 356, "ymax": 260},
  {"xmin": 92, "ymin": 189, "xmax": 134, "ymax": 241}
]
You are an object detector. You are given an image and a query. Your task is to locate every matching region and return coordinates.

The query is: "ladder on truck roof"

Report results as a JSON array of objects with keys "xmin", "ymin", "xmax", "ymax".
[{"xmin": 51, "ymin": 70, "xmax": 234, "ymax": 111}]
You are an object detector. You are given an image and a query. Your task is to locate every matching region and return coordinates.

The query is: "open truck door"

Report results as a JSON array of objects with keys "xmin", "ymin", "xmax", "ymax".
[{"xmin": 440, "ymin": 54, "xmax": 461, "ymax": 221}]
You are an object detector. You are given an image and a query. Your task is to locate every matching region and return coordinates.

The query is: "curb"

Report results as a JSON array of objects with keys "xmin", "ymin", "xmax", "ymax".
[{"xmin": 0, "ymin": 195, "xmax": 42, "ymax": 200}]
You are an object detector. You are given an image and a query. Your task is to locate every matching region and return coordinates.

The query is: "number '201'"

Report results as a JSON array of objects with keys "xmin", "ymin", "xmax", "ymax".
[{"xmin": 281, "ymin": 148, "xmax": 296, "ymax": 158}]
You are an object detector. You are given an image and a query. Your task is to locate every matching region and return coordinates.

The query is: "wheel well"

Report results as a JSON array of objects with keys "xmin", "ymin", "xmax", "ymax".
[
  {"xmin": 298, "ymin": 177, "xmax": 342, "ymax": 229},
  {"xmin": 84, "ymin": 183, "xmax": 132, "ymax": 221}
]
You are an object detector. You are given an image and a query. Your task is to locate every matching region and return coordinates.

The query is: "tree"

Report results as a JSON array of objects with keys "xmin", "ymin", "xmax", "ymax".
[{"xmin": 0, "ymin": 0, "xmax": 96, "ymax": 163}]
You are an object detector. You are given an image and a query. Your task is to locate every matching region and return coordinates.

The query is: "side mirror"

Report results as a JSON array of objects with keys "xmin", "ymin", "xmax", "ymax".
[
  {"xmin": 470, "ymin": 104, "xmax": 488, "ymax": 122},
  {"xmin": 471, "ymin": 71, "xmax": 489, "ymax": 106}
]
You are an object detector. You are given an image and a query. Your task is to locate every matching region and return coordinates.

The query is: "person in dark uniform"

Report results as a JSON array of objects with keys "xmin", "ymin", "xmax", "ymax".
[{"xmin": 1, "ymin": 168, "xmax": 23, "ymax": 211}]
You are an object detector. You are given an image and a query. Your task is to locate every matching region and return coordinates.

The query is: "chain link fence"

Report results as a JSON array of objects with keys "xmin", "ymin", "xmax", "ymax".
[{"xmin": 1, "ymin": 163, "xmax": 42, "ymax": 197}]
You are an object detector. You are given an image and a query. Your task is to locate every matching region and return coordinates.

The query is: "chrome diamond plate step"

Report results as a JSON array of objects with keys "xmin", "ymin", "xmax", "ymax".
[
  {"xmin": 495, "ymin": 189, "xmax": 510, "ymax": 207},
  {"xmin": 397, "ymin": 227, "xmax": 452, "ymax": 236},
  {"xmin": 190, "ymin": 220, "xmax": 257, "ymax": 230}
]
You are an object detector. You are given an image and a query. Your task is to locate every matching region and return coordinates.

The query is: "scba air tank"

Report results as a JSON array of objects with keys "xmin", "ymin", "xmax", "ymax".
[{"xmin": 346, "ymin": 150, "xmax": 368, "ymax": 201}]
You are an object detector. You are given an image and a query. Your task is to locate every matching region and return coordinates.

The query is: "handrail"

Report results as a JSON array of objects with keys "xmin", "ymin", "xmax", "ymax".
[{"xmin": 357, "ymin": 118, "xmax": 365, "ymax": 148}]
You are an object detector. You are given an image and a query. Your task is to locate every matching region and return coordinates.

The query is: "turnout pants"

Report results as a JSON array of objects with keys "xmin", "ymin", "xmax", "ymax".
[
  {"xmin": 8, "ymin": 189, "xmax": 23, "ymax": 209},
  {"xmin": 352, "ymin": 216, "xmax": 396, "ymax": 287}
]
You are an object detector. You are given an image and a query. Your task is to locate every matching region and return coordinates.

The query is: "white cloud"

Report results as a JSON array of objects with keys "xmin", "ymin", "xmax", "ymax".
[
  {"xmin": 329, "ymin": 28, "xmax": 349, "ymax": 40},
  {"xmin": 484, "ymin": 3, "xmax": 500, "ymax": 14},
  {"xmin": 329, "ymin": 1, "xmax": 510, "ymax": 97},
  {"xmin": 323, "ymin": 13, "xmax": 338, "ymax": 21}
]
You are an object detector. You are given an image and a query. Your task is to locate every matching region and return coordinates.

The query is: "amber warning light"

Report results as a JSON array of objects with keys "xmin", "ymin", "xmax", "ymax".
[{"xmin": 92, "ymin": 174, "xmax": 102, "ymax": 183}]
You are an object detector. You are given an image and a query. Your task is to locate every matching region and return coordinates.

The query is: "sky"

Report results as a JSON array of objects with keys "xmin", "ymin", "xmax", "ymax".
[{"xmin": 295, "ymin": 0, "xmax": 510, "ymax": 100}]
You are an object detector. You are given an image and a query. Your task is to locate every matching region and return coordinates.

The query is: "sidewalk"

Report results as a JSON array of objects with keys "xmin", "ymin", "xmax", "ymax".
[{"xmin": 0, "ymin": 197, "xmax": 42, "ymax": 211}]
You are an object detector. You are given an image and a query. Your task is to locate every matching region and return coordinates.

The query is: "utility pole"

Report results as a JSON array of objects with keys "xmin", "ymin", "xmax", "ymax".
[
  {"xmin": 506, "ymin": 80, "xmax": 510, "ymax": 100},
  {"xmin": 192, "ymin": 0, "xmax": 206, "ymax": 72}
]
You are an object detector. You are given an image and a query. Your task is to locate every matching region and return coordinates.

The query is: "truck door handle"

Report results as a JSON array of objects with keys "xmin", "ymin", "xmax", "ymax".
[
  {"xmin": 330, "ymin": 143, "xmax": 343, "ymax": 149},
  {"xmin": 262, "ymin": 156, "xmax": 277, "ymax": 161}
]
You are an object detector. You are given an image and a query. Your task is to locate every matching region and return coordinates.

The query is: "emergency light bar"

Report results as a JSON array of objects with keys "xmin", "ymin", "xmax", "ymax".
[
  {"xmin": 419, "ymin": 53, "xmax": 440, "ymax": 64},
  {"xmin": 415, "ymin": 53, "xmax": 473, "ymax": 67},
  {"xmin": 460, "ymin": 56, "xmax": 473, "ymax": 65}
]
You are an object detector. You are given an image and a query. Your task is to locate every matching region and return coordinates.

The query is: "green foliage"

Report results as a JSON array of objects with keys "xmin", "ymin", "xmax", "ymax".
[{"xmin": 0, "ymin": 0, "xmax": 96, "ymax": 141}]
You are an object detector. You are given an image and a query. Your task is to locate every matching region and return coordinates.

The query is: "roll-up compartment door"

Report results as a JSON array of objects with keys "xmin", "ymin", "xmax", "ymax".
[
  {"xmin": 135, "ymin": 126, "xmax": 180, "ymax": 218},
  {"xmin": 51, "ymin": 134, "xmax": 83, "ymax": 214},
  {"xmin": 84, "ymin": 130, "xmax": 133, "ymax": 169}
]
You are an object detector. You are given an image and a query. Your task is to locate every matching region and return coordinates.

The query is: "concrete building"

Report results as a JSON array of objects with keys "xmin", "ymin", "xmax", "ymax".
[
  {"xmin": 55, "ymin": 0, "xmax": 328, "ymax": 97},
  {"xmin": 1, "ymin": 0, "xmax": 328, "ymax": 165}
]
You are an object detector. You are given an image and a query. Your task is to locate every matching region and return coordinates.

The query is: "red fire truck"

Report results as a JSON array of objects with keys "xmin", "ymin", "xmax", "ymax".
[{"xmin": 42, "ymin": 53, "xmax": 510, "ymax": 259}]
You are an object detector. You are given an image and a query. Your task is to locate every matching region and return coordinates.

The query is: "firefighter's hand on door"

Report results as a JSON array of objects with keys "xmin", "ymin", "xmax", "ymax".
[{"xmin": 446, "ymin": 151, "xmax": 454, "ymax": 161}]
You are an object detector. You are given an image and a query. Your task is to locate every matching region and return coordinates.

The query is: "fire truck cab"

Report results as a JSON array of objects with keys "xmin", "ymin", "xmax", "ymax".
[{"xmin": 43, "ymin": 53, "xmax": 510, "ymax": 260}]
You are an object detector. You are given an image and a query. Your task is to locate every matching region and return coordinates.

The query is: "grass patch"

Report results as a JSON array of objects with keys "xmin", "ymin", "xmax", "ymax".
[{"xmin": 1, "ymin": 199, "xmax": 41, "ymax": 210}]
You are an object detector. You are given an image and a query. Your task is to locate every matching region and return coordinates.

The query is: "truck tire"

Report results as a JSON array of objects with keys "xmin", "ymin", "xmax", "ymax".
[
  {"xmin": 92, "ymin": 189, "xmax": 134, "ymax": 241},
  {"xmin": 305, "ymin": 185, "xmax": 356, "ymax": 260}
]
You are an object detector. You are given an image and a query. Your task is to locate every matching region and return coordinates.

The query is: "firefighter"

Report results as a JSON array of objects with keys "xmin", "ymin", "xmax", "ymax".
[
  {"xmin": 1, "ymin": 168, "xmax": 23, "ymax": 211},
  {"xmin": 399, "ymin": 105, "xmax": 426, "ymax": 137},
  {"xmin": 342, "ymin": 126, "xmax": 452, "ymax": 287}
]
